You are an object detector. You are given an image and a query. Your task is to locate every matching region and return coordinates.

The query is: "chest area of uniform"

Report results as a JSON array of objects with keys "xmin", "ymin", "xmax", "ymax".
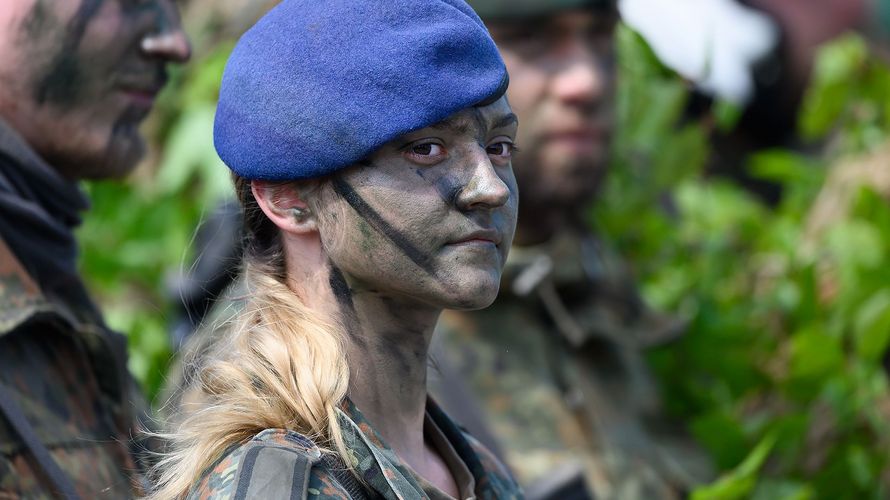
[{"xmin": 0, "ymin": 332, "xmax": 135, "ymax": 498}]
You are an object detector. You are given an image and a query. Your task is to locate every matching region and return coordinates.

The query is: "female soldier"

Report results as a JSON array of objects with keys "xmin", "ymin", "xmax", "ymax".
[{"xmin": 149, "ymin": 0, "xmax": 522, "ymax": 498}]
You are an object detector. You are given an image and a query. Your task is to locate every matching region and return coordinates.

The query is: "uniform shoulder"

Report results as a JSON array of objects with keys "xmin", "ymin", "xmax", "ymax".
[
  {"xmin": 0, "ymin": 238, "xmax": 49, "ymax": 333},
  {"xmin": 187, "ymin": 429, "xmax": 352, "ymax": 500},
  {"xmin": 462, "ymin": 431, "xmax": 523, "ymax": 497}
]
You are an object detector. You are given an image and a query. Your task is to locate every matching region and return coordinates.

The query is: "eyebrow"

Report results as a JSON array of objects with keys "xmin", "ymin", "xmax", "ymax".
[
  {"xmin": 492, "ymin": 113, "xmax": 518, "ymax": 130},
  {"xmin": 430, "ymin": 112, "xmax": 518, "ymax": 134},
  {"xmin": 431, "ymin": 116, "xmax": 471, "ymax": 135}
]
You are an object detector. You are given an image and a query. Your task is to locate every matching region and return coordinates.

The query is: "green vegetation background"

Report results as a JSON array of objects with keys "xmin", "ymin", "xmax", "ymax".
[{"xmin": 77, "ymin": 20, "xmax": 890, "ymax": 500}]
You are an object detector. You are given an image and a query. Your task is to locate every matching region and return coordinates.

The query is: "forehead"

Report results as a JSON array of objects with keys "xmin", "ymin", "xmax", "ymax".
[{"xmin": 426, "ymin": 97, "xmax": 516, "ymax": 136}]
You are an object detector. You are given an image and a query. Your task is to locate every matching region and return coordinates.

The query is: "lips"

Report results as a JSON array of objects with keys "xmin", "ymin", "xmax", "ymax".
[
  {"xmin": 450, "ymin": 228, "xmax": 502, "ymax": 246},
  {"xmin": 120, "ymin": 88, "xmax": 160, "ymax": 108},
  {"xmin": 115, "ymin": 72, "xmax": 168, "ymax": 108}
]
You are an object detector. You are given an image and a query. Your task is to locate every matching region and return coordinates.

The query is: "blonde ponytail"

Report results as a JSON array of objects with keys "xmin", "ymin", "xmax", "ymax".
[{"xmin": 147, "ymin": 178, "xmax": 351, "ymax": 499}]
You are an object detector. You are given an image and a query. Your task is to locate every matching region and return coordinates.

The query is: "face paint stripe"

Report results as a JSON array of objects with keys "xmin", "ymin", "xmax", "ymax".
[
  {"xmin": 65, "ymin": 0, "xmax": 105, "ymax": 49},
  {"xmin": 331, "ymin": 176, "xmax": 439, "ymax": 278},
  {"xmin": 328, "ymin": 264, "xmax": 356, "ymax": 313},
  {"xmin": 415, "ymin": 169, "xmax": 462, "ymax": 207},
  {"xmin": 34, "ymin": 0, "xmax": 105, "ymax": 104},
  {"xmin": 327, "ymin": 261, "xmax": 367, "ymax": 345}
]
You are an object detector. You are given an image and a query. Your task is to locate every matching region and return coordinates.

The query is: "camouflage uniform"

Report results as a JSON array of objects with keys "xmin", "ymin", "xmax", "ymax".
[
  {"xmin": 429, "ymin": 230, "xmax": 713, "ymax": 499},
  {"xmin": 0, "ymin": 122, "xmax": 144, "ymax": 498},
  {"xmin": 189, "ymin": 398, "xmax": 521, "ymax": 499}
]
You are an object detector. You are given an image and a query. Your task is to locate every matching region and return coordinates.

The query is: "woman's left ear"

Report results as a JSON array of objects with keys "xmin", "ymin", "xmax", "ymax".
[{"xmin": 252, "ymin": 180, "xmax": 318, "ymax": 234}]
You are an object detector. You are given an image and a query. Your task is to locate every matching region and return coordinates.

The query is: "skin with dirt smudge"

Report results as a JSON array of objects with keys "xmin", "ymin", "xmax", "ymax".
[
  {"xmin": 0, "ymin": 0, "xmax": 190, "ymax": 180},
  {"xmin": 253, "ymin": 96, "xmax": 518, "ymax": 496}
]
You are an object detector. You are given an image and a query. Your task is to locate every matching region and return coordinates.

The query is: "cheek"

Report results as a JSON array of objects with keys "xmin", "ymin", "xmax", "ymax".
[{"xmin": 499, "ymin": 169, "xmax": 520, "ymax": 216}]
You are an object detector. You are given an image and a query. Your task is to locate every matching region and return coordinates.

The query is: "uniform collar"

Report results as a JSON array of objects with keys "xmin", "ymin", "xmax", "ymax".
[
  {"xmin": 0, "ymin": 117, "xmax": 99, "ymax": 326},
  {"xmin": 336, "ymin": 398, "xmax": 516, "ymax": 499}
]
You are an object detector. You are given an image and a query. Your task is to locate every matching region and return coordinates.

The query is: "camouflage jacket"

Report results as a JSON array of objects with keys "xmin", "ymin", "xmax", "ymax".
[
  {"xmin": 0, "ymin": 122, "xmax": 144, "ymax": 498},
  {"xmin": 429, "ymin": 230, "xmax": 713, "ymax": 499},
  {"xmin": 189, "ymin": 398, "xmax": 522, "ymax": 499},
  {"xmin": 0, "ymin": 238, "xmax": 144, "ymax": 498}
]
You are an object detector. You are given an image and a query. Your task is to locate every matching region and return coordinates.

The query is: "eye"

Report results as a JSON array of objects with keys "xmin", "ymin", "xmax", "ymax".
[
  {"xmin": 412, "ymin": 143, "xmax": 443, "ymax": 156},
  {"xmin": 486, "ymin": 141, "xmax": 517, "ymax": 161},
  {"xmin": 404, "ymin": 141, "xmax": 447, "ymax": 165}
]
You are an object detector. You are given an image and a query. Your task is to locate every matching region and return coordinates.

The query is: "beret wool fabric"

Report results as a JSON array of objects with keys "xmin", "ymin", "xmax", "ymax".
[{"xmin": 214, "ymin": 0, "xmax": 509, "ymax": 181}]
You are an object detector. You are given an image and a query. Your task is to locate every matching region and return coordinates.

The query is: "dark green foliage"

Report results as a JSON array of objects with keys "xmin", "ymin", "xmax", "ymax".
[{"xmin": 599, "ymin": 27, "xmax": 890, "ymax": 498}]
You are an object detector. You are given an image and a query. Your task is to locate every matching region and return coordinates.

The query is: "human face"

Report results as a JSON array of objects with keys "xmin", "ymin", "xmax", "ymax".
[
  {"xmin": 488, "ymin": 9, "xmax": 616, "ymax": 213},
  {"xmin": 315, "ymin": 97, "xmax": 519, "ymax": 311},
  {"xmin": 0, "ymin": 0, "xmax": 190, "ymax": 180}
]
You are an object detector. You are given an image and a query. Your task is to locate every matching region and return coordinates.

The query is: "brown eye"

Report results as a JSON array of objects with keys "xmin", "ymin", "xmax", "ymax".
[
  {"xmin": 404, "ymin": 141, "xmax": 447, "ymax": 165},
  {"xmin": 486, "ymin": 142, "xmax": 515, "ymax": 158},
  {"xmin": 412, "ymin": 143, "xmax": 443, "ymax": 156}
]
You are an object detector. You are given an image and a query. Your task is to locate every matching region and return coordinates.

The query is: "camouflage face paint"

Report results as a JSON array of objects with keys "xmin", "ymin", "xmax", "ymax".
[
  {"xmin": 330, "ymin": 175, "xmax": 440, "ymax": 278},
  {"xmin": 415, "ymin": 169, "xmax": 464, "ymax": 207},
  {"xmin": 4, "ymin": 0, "xmax": 187, "ymax": 179},
  {"xmin": 33, "ymin": 0, "xmax": 105, "ymax": 106},
  {"xmin": 328, "ymin": 263, "xmax": 356, "ymax": 312}
]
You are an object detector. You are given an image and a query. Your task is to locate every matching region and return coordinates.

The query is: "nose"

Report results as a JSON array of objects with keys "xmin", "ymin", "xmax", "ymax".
[
  {"xmin": 550, "ymin": 38, "xmax": 606, "ymax": 105},
  {"xmin": 455, "ymin": 150, "xmax": 511, "ymax": 211},
  {"xmin": 140, "ymin": 2, "xmax": 191, "ymax": 63}
]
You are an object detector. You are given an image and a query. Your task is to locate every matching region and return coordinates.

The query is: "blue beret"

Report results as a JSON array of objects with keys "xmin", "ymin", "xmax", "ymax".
[{"xmin": 214, "ymin": 0, "xmax": 509, "ymax": 181}]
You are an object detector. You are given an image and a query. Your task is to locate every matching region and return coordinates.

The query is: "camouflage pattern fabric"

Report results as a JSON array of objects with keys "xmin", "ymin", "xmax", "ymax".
[
  {"xmin": 188, "ymin": 398, "xmax": 522, "ymax": 499},
  {"xmin": 0, "ymin": 239, "xmax": 144, "ymax": 498},
  {"xmin": 429, "ymin": 230, "xmax": 714, "ymax": 499}
]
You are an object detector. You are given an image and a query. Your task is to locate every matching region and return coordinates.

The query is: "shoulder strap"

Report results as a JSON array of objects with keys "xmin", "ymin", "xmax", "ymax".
[
  {"xmin": 319, "ymin": 453, "xmax": 382, "ymax": 500},
  {"xmin": 0, "ymin": 382, "xmax": 81, "ymax": 500}
]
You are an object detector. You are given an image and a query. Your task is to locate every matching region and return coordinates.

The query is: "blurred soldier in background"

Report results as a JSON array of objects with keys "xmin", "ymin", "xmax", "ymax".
[
  {"xmin": 428, "ymin": 1, "xmax": 713, "ymax": 498},
  {"xmin": 0, "ymin": 0, "xmax": 189, "ymax": 497}
]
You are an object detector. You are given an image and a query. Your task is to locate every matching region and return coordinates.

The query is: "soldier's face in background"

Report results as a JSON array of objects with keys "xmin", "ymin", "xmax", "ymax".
[
  {"xmin": 489, "ymin": 9, "xmax": 616, "ymax": 212},
  {"xmin": 0, "ymin": 0, "xmax": 190, "ymax": 180}
]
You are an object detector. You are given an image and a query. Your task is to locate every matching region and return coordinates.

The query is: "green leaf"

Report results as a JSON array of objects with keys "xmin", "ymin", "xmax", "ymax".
[
  {"xmin": 691, "ymin": 412, "xmax": 749, "ymax": 470},
  {"xmin": 853, "ymin": 290, "xmax": 890, "ymax": 362},
  {"xmin": 799, "ymin": 35, "xmax": 868, "ymax": 139},
  {"xmin": 751, "ymin": 480, "xmax": 814, "ymax": 500},
  {"xmin": 691, "ymin": 433, "xmax": 778, "ymax": 500},
  {"xmin": 789, "ymin": 327, "xmax": 844, "ymax": 380}
]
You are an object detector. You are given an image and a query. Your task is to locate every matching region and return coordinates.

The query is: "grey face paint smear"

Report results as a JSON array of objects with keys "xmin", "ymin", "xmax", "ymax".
[
  {"xmin": 34, "ymin": 0, "xmax": 105, "ymax": 105},
  {"xmin": 331, "ymin": 175, "xmax": 439, "ymax": 278}
]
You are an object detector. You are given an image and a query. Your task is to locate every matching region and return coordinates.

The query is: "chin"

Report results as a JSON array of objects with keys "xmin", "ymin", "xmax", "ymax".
[
  {"xmin": 441, "ymin": 278, "xmax": 501, "ymax": 311},
  {"xmin": 80, "ymin": 135, "xmax": 145, "ymax": 180},
  {"xmin": 46, "ymin": 126, "xmax": 146, "ymax": 180}
]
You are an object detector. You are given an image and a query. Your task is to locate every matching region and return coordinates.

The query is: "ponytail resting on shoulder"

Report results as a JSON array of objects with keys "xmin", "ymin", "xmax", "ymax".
[{"xmin": 147, "ymin": 177, "xmax": 351, "ymax": 500}]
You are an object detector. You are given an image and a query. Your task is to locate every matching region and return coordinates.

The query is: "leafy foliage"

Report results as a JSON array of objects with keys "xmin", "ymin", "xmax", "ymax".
[{"xmin": 600, "ymin": 27, "xmax": 890, "ymax": 498}]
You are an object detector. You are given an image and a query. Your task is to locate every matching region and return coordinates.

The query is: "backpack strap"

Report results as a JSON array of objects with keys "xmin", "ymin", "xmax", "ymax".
[
  {"xmin": 320, "ymin": 452, "xmax": 382, "ymax": 500},
  {"xmin": 0, "ymin": 382, "xmax": 82, "ymax": 500}
]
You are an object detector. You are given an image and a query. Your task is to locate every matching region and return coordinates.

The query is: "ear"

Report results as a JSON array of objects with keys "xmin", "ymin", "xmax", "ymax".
[{"xmin": 252, "ymin": 180, "xmax": 318, "ymax": 235}]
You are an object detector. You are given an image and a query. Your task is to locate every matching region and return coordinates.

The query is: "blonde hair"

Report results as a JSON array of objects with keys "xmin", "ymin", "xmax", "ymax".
[{"xmin": 147, "ymin": 177, "xmax": 351, "ymax": 499}]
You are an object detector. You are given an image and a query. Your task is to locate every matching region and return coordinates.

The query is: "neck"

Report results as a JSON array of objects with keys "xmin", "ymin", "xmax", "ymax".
[
  {"xmin": 345, "ymin": 288, "xmax": 439, "ymax": 461},
  {"xmin": 285, "ymin": 249, "xmax": 439, "ymax": 464}
]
